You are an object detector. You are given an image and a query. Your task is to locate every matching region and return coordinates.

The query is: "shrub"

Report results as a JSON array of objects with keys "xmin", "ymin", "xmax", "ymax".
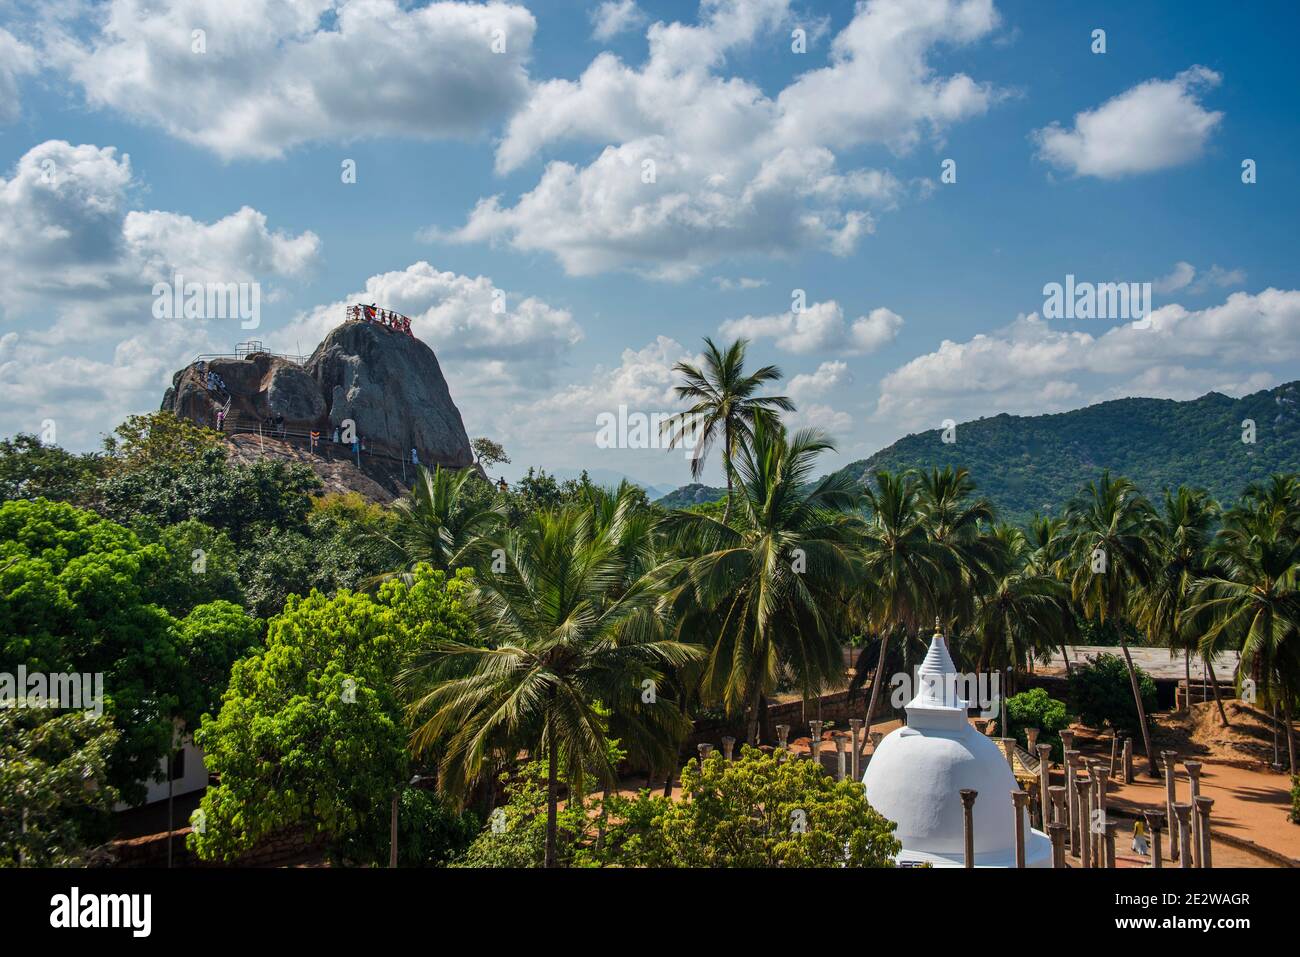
[
  {"xmin": 1067, "ymin": 653, "xmax": 1157, "ymax": 735},
  {"xmin": 1005, "ymin": 687, "xmax": 1071, "ymax": 760}
]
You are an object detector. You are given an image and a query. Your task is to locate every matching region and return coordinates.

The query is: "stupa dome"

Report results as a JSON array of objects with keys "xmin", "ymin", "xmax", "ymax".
[{"xmin": 862, "ymin": 625, "xmax": 1052, "ymax": 867}]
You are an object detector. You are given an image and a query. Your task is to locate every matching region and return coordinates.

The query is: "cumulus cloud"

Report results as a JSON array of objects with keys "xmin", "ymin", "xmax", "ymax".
[
  {"xmin": 442, "ymin": 0, "xmax": 1003, "ymax": 277},
  {"xmin": 788, "ymin": 360, "xmax": 851, "ymax": 402},
  {"xmin": 874, "ymin": 288, "xmax": 1300, "ymax": 430},
  {"xmin": 0, "ymin": 140, "xmax": 320, "ymax": 446},
  {"xmin": 720, "ymin": 301, "xmax": 902, "ymax": 355},
  {"xmin": 50, "ymin": 0, "xmax": 536, "ymax": 160},
  {"xmin": 1032, "ymin": 66, "xmax": 1223, "ymax": 179},
  {"xmin": 591, "ymin": 0, "xmax": 646, "ymax": 41},
  {"xmin": 1154, "ymin": 260, "xmax": 1246, "ymax": 295}
]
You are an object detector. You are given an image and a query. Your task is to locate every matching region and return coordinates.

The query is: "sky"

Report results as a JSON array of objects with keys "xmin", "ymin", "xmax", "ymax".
[{"xmin": 1, "ymin": 0, "xmax": 1298, "ymax": 490}]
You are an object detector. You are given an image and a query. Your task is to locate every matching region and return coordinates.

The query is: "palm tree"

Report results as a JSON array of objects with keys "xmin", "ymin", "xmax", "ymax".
[
  {"xmin": 381, "ymin": 465, "xmax": 502, "ymax": 576},
  {"xmin": 403, "ymin": 506, "xmax": 698, "ymax": 867},
  {"xmin": 1060, "ymin": 471, "xmax": 1161, "ymax": 775},
  {"xmin": 1025, "ymin": 513, "xmax": 1075, "ymax": 672},
  {"xmin": 856, "ymin": 469, "xmax": 956, "ymax": 731},
  {"xmin": 1134, "ymin": 487, "xmax": 1224, "ymax": 724},
  {"xmin": 1187, "ymin": 489, "xmax": 1300, "ymax": 773},
  {"xmin": 661, "ymin": 418, "xmax": 864, "ymax": 744},
  {"xmin": 973, "ymin": 524, "xmax": 1077, "ymax": 683},
  {"xmin": 917, "ymin": 466, "xmax": 999, "ymax": 631},
  {"xmin": 661, "ymin": 337, "xmax": 795, "ymax": 524}
]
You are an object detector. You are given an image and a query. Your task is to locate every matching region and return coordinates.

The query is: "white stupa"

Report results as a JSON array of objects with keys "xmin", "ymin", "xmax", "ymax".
[{"xmin": 863, "ymin": 623, "xmax": 1052, "ymax": 867}]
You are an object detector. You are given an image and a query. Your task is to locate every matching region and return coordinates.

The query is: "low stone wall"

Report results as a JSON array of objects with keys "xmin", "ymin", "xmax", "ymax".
[{"xmin": 106, "ymin": 826, "xmax": 325, "ymax": 868}]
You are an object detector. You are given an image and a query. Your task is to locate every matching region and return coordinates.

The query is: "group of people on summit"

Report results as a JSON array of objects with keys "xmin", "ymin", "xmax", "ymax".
[{"xmin": 347, "ymin": 302, "xmax": 413, "ymax": 336}]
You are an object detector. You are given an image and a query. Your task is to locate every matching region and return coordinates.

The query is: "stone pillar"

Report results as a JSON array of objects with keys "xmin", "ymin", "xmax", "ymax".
[
  {"xmin": 775, "ymin": 724, "xmax": 790, "ymax": 752},
  {"xmin": 999, "ymin": 737, "xmax": 1017, "ymax": 771},
  {"xmin": 1103, "ymin": 819, "xmax": 1118, "ymax": 868},
  {"xmin": 721, "ymin": 735, "xmax": 736, "ymax": 760},
  {"xmin": 1036, "ymin": 743, "xmax": 1052, "ymax": 830},
  {"xmin": 1065, "ymin": 750, "xmax": 1081, "ymax": 854},
  {"xmin": 1048, "ymin": 822, "xmax": 1067, "ymax": 868},
  {"xmin": 1122, "ymin": 735, "xmax": 1134, "ymax": 784},
  {"xmin": 960, "ymin": 789, "xmax": 978, "ymax": 869},
  {"xmin": 1026, "ymin": 727, "xmax": 1040, "ymax": 752},
  {"xmin": 1162, "ymin": 750, "xmax": 1179, "ymax": 862},
  {"xmin": 1059, "ymin": 729, "xmax": 1075, "ymax": 754},
  {"xmin": 1184, "ymin": 761, "xmax": 1203, "ymax": 868},
  {"xmin": 1144, "ymin": 810, "xmax": 1165, "ymax": 869},
  {"xmin": 1074, "ymin": 776, "xmax": 1092, "ymax": 868},
  {"xmin": 1109, "ymin": 733, "xmax": 1119, "ymax": 778},
  {"xmin": 697, "ymin": 743, "xmax": 713, "ymax": 765},
  {"xmin": 832, "ymin": 732, "xmax": 848, "ymax": 781},
  {"xmin": 808, "ymin": 721, "xmax": 823, "ymax": 763},
  {"xmin": 1012, "ymin": 790, "xmax": 1028, "ymax": 868},
  {"xmin": 848, "ymin": 718, "xmax": 863, "ymax": 780},
  {"xmin": 1049, "ymin": 785, "xmax": 1067, "ymax": 829},
  {"xmin": 1195, "ymin": 796, "xmax": 1214, "ymax": 869},
  {"xmin": 1174, "ymin": 803, "xmax": 1193, "ymax": 869}
]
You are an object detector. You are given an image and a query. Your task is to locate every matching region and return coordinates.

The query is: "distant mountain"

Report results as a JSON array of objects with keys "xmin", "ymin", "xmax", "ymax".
[
  {"xmin": 655, "ymin": 483, "xmax": 727, "ymax": 509},
  {"xmin": 832, "ymin": 382, "xmax": 1300, "ymax": 524},
  {"xmin": 545, "ymin": 467, "xmax": 677, "ymax": 499}
]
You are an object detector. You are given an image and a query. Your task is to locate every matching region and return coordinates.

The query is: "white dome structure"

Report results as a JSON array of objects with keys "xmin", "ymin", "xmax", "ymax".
[{"xmin": 863, "ymin": 625, "xmax": 1052, "ymax": 867}]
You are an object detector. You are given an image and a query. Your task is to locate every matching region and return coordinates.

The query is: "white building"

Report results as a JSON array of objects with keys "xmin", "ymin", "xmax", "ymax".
[{"xmin": 863, "ymin": 625, "xmax": 1052, "ymax": 867}]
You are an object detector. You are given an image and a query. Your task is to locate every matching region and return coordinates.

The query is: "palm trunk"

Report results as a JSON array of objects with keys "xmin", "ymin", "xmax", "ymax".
[
  {"xmin": 746, "ymin": 681, "xmax": 763, "ymax": 745},
  {"xmin": 864, "ymin": 631, "xmax": 891, "ymax": 733},
  {"xmin": 720, "ymin": 425, "xmax": 734, "ymax": 525},
  {"xmin": 1206, "ymin": 657, "xmax": 1230, "ymax": 727},
  {"xmin": 1184, "ymin": 648, "xmax": 1191, "ymax": 712},
  {"xmin": 1284, "ymin": 688, "xmax": 1297, "ymax": 777},
  {"xmin": 1119, "ymin": 640, "xmax": 1159, "ymax": 776},
  {"xmin": 544, "ymin": 736, "xmax": 559, "ymax": 868},
  {"xmin": 662, "ymin": 755, "xmax": 678, "ymax": 798}
]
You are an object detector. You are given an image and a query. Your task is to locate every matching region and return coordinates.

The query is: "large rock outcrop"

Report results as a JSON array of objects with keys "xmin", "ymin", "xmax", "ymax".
[
  {"xmin": 160, "ymin": 318, "xmax": 473, "ymax": 498},
  {"xmin": 306, "ymin": 321, "xmax": 472, "ymax": 468}
]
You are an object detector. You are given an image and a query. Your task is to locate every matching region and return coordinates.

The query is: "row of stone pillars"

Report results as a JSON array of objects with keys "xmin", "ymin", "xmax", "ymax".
[{"xmin": 959, "ymin": 729, "xmax": 1216, "ymax": 868}]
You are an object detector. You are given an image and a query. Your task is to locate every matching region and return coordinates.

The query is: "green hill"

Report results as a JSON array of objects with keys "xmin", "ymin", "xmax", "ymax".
[
  {"xmin": 654, "ymin": 482, "xmax": 726, "ymax": 509},
  {"xmin": 833, "ymin": 382, "xmax": 1300, "ymax": 524}
]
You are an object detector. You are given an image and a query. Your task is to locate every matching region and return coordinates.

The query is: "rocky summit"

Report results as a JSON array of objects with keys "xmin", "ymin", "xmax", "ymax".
[{"xmin": 161, "ymin": 317, "xmax": 473, "ymax": 497}]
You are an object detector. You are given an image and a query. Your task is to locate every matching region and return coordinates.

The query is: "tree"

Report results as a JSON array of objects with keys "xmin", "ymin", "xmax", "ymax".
[
  {"xmin": 0, "ymin": 434, "xmax": 102, "ymax": 505},
  {"xmin": 856, "ymin": 470, "xmax": 954, "ymax": 730},
  {"xmin": 100, "ymin": 411, "xmax": 222, "ymax": 475},
  {"xmin": 134, "ymin": 518, "xmax": 244, "ymax": 617},
  {"xmin": 404, "ymin": 506, "xmax": 697, "ymax": 867},
  {"xmin": 190, "ymin": 566, "xmax": 475, "ymax": 862},
  {"xmin": 0, "ymin": 708, "xmax": 120, "ymax": 866},
  {"xmin": 661, "ymin": 337, "xmax": 794, "ymax": 524},
  {"xmin": 1060, "ymin": 472, "xmax": 1162, "ymax": 775},
  {"xmin": 1068, "ymin": 653, "xmax": 1157, "ymax": 736},
  {"xmin": 470, "ymin": 437, "xmax": 510, "ymax": 474},
  {"xmin": 663, "ymin": 419, "xmax": 864, "ymax": 744},
  {"xmin": 643, "ymin": 747, "xmax": 899, "ymax": 867},
  {"xmin": 381, "ymin": 466, "xmax": 502, "ymax": 576}
]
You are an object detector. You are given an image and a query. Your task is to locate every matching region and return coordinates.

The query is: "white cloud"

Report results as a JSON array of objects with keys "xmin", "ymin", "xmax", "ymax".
[
  {"xmin": 788, "ymin": 360, "xmax": 851, "ymax": 402},
  {"xmin": 0, "ymin": 140, "xmax": 320, "ymax": 446},
  {"xmin": 591, "ymin": 0, "xmax": 646, "ymax": 41},
  {"xmin": 0, "ymin": 28, "xmax": 38, "ymax": 123},
  {"xmin": 874, "ymin": 288, "xmax": 1300, "ymax": 430},
  {"xmin": 1154, "ymin": 260, "xmax": 1246, "ymax": 295},
  {"xmin": 712, "ymin": 276, "xmax": 769, "ymax": 291},
  {"xmin": 720, "ymin": 301, "xmax": 902, "ymax": 355},
  {"xmin": 51, "ymin": 0, "xmax": 536, "ymax": 160},
  {"xmin": 443, "ymin": 0, "xmax": 1003, "ymax": 277},
  {"xmin": 1033, "ymin": 66, "xmax": 1223, "ymax": 179}
]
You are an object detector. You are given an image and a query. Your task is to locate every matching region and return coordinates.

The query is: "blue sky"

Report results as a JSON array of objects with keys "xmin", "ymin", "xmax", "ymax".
[{"xmin": 1, "ymin": 0, "xmax": 1298, "ymax": 489}]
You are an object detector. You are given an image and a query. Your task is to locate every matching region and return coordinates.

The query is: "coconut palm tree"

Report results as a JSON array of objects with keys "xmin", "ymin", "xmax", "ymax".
[
  {"xmin": 661, "ymin": 418, "xmax": 864, "ymax": 744},
  {"xmin": 402, "ymin": 506, "xmax": 698, "ymax": 867},
  {"xmin": 1187, "ymin": 489, "xmax": 1300, "ymax": 773},
  {"xmin": 917, "ymin": 466, "xmax": 999, "ymax": 630},
  {"xmin": 973, "ymin": 524, "xmax": 1077, "ymax": 682},
  {"xmin": 660, "ymin": 337, "xmax": 795, "ymax": 524},
  {"xmin": 856, "ymin": 469, "xmax": 956, "ymax": 731},
  {"xmin": 1060, "ymin": 471, "xmax": 1161, "ymax": 775},
  {"xmin": 1133, "ymin": 487, "xmax": 1224, "ymax": 723},
  {"xmin": 381, "ymin": 465, "xmax": 502, "ymax": 575}
]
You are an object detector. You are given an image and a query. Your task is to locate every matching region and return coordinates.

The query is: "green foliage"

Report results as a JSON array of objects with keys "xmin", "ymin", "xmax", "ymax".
[
  {"xmin": 0, "ymin": 434, "xmax": 102, "ymax": 505},
  {"xmin": 654, "ymin": 483, "xmax": 726, "ymax": 510},
  {"xmin": 1005, "ymin": 688, "xmax": 1071, "ymax": 760},
  {"xmin": 97, "ymin": 447, "xmax": 321, "ymax": 547},
  {"xmin": 0, "ymin": 708, "xmax": 120, "ymax": 866},
  {"xmin": 1067, "ymin": 653, "xmax": 1157, "ymax": 734},
  {"xmin": 1290, "ymin": 776, "xmax": 1300, "ymax": 825},
  {"xmin": 335, "ymin": 786, "xmax": 480, "ymax": 867},
  {"xmin": 453, "ymin": 761, "xmax": 595, "ymax": 868},
  {"xmin": 101, "ymin": 411, "xmax": 223, "ymax": 475},
  {"xmin": 190, "ymin": 566, "xmax": 474, "ymax": 862},
  {"xmin": 832, "ymin": 383, "xmax": 1300, "ymax": 525},
  {"xmin": 133, "ymin": 518, "xmax": 244, "ymax": 617}
]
